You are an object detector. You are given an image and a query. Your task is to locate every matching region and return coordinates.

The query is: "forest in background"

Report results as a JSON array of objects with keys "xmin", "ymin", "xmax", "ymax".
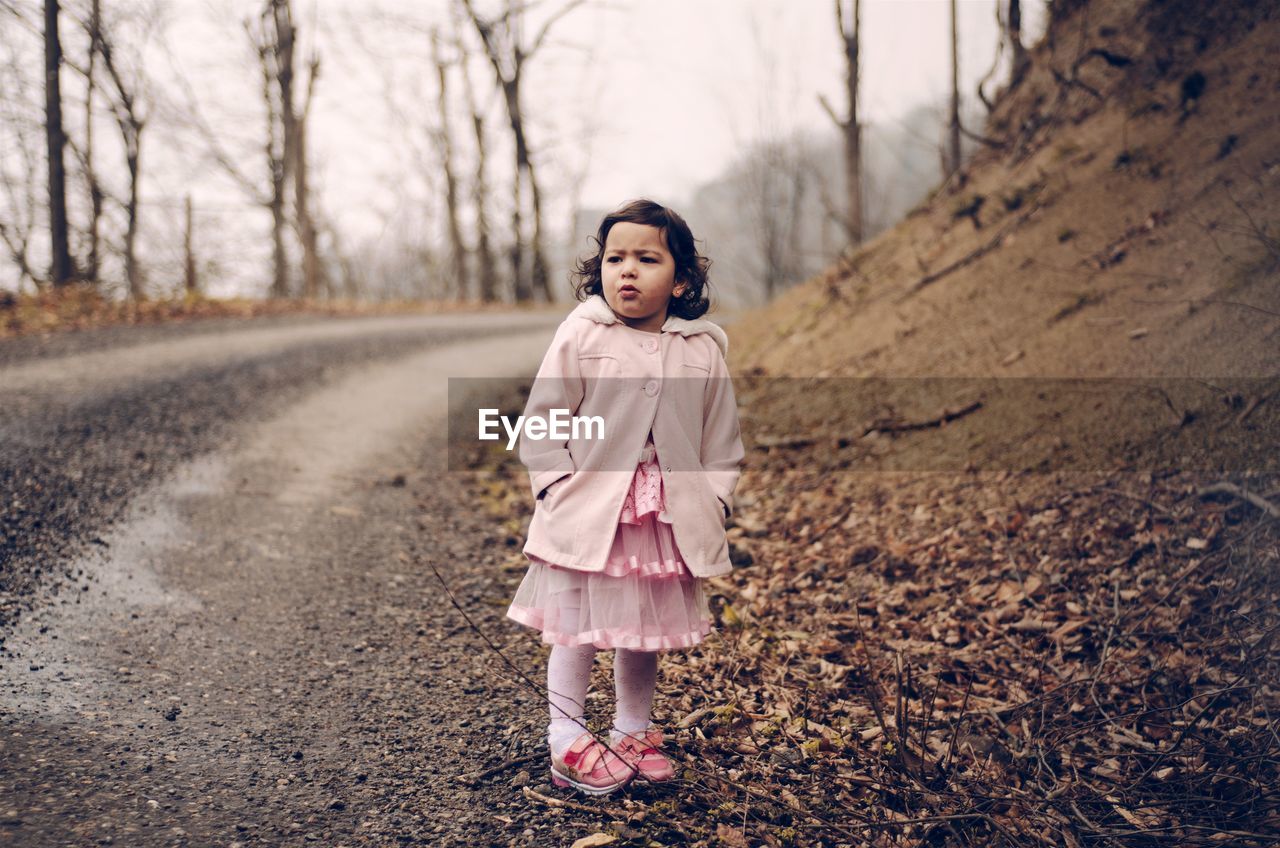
[{"xmin": 0, "ymin": 0, "xmax": 1043, "ymax": 317}]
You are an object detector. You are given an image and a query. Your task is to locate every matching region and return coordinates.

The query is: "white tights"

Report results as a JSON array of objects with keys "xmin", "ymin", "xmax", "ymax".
[{"xmin": 546, "ymin": 643, "xmax": 659, "ymax": 756}]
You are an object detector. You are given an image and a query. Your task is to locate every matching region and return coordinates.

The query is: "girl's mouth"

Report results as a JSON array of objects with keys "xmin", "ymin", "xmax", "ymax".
[{"xmin": 619, "ymin": 285, "xmax": 640, "ymax": 299}]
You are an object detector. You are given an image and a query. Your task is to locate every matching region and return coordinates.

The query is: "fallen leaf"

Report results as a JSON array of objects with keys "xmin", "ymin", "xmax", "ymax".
[
  {"xmin": 570, "ymin": 834, "xmax": 616, "ymax": 848},
  {"xmin": 714, "ymin": 823, "xmax": 750, "ymax": 848}
]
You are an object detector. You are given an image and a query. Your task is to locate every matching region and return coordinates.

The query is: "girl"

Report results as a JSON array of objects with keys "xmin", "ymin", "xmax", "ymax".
[{"xmin": 507, "ymin": 199, "xmax": 744, "ymax": 795}]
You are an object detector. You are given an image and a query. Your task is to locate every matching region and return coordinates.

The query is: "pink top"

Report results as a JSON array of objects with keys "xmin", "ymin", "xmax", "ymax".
[{"xmin": 618, "ymin": 437, "xmax": 670, "ymax": 525}]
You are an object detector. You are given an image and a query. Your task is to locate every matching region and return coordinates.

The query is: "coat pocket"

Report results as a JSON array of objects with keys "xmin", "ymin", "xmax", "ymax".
[
  {"xmin": 578, "ymin": 353, "xmax": 619, "ymax": 379},
  {"xmin": 541, "ymin": 474, "xmax": 571, "ymax": 508}
]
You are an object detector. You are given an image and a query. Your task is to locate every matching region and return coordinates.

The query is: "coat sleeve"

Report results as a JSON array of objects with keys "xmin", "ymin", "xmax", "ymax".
[
  {"xmin": 700, "ymin": 338, "xmax": 744, "ymax": 517},
  {"xmin": 519, "ymin": 320, "xmax": 584, "ymax": 500}
]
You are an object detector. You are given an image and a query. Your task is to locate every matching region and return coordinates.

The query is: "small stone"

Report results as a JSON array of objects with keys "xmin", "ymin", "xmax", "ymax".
[{"xmin": 509, "ymin": 769, "xmax": 530, "ymax": 788}]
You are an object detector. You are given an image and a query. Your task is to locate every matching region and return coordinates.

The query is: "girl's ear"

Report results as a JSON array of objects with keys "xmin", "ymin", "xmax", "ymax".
[{"xmin": 673, "ymin": 281, "xmax": 689, "ymax": 299}]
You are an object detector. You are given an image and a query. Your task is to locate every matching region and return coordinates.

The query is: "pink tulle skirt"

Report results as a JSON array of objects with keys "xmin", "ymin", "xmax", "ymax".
[{"xmin": 507, "ymin": 444, "xmax": 712, "ymax": 651}]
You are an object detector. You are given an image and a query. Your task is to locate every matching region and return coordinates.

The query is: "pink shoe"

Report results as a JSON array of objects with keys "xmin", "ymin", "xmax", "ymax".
[
  {"xmin": 550, "ymin": 732, "xmax": 636, "ymax": 795},
  {"xmin": 612, "ymin": 728, "xmax": 676, "ymax": 783}
]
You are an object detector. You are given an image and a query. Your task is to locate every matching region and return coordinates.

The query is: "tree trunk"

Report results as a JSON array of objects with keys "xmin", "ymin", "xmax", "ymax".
[
  {"xmin": 44, "ymin": 0, "xmax": 73, "ymax": 286},
  {"xmin": 184, "ymin": 194, "xmax": 198, "ymax": 296},
  {"xmin": 501, "ymin": 78, "xmax": 529, "ymax": 302},
  {"xmin": 295, "ymin": 108, "xmax": 319, "ymax": 299},
  {"xmin": 124, "ymin": 139, "xmax": 142, "ymax": 299},
  {"xmin": 526, "ymin": 154, "xmax": 551, "ymax": 301},
  {"xmin": 295, "ymin": 49, "xmax": 323, "ymax": 300},
  {"xmin": 85, "ymin": 0, "xmax": 102, "ymax": 284},
  {"xmin": 458, "ymin": 41, "xmax": 497, "ymax": 302},
  {"xmin": 253, "ymin": 2, "xmax": 293, "ymax": 299},
  {"xmin": 825, "ymin": 0, "xmax": 863, "ymax": 246},
  {"xmin": 97, "ymin": 16, "xmax": 146, "ymax": 299},
  {"xmin": 263, "ymin": 0, "xmax": 298, "ymax": 299},
  {"xmin": 1007, "ymin": 0, "xmax": 1029, "ymax": 89},
  {"xmin": 948, "ymin": 0, "xmax": 962, "ymax": 175},
  {"xmin": 268, "ymin": 146, "xmax": 287, "ymax": 299},
  {"xmin": 433, "ymin": 30, "xmax": 468, "ymax": 302}
]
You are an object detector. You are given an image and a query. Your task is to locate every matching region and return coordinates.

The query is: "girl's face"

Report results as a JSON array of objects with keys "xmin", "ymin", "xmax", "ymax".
[{"xmin": 600, "ymin": 222, "xmax": 687, "ymax": 333}]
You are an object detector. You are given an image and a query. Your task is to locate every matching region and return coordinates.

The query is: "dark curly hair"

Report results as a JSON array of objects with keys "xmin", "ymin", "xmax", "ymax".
[{"xmin": 572, "ymin": 198, "xmax": 712, "ymax": 320}]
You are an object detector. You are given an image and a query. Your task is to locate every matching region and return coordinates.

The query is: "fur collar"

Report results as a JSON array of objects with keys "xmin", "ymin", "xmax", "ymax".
[{"xmin": 570, "ymin": 295, "xmax": 729, "ymax": 357}]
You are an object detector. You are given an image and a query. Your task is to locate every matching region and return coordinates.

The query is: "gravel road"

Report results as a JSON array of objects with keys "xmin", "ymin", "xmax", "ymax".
[{"xmin": 0, "ymin": 312, "xmax": 642, "ymax": 846}]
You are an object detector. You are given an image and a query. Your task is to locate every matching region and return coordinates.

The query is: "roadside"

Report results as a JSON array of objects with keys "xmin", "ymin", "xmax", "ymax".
[{"xmin": 0, "ymin": 283, "xmax": 527, "ymax": 344}]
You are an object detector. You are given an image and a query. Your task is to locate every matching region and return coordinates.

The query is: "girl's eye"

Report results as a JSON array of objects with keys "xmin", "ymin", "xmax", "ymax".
[
  {"xmin": 606, "ymin": 256, "xmax": 621, "ymax": 263},
  {"xmin": 641, "ymin": 257, "xmax": 656, "ymax": 263}
]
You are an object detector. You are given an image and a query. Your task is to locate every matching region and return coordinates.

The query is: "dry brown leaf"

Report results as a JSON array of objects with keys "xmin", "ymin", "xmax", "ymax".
[
  {"xmin": 714, "ymin": 823, "xmax": 750, "ymax": 848},
  {"xmin": 569, "ymin": 834, "xmax": 616, "ymax": 848}
]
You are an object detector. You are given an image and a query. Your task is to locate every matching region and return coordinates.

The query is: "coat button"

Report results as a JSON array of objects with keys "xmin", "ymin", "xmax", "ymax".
[
  {"xmin": 664, "ymin": 465, "xmax": 672, "ymax": 473},
  {"xmin": 644, "ymin": 339, "xmax": 658, "ymax": 354},
  {"xmin": 644, "ymin": 381, "xmax": 659, "ymax": 397}
]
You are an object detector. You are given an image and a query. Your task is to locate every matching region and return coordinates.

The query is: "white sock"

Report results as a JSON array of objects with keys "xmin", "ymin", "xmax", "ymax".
[
  {"xmin": 612, "ymin": 648, "xmax": 658, "ymax": 739},
  {"xmin": 547, "ymin": 643, "xmax": 597, "ymax": 757}
]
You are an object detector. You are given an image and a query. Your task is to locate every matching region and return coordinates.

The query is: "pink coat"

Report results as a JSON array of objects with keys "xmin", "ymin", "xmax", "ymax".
[{"xmin": 520, "ymin": 295, "xmax": 744, "ymax": 578}]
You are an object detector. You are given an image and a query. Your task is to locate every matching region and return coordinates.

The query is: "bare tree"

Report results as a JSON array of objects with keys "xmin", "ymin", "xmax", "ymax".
[
  {"xmin": 819, "ymin": 0, "xmax": 863, "ymax": 245},
  {"xmin": 460, "ymin": 0, "xmax": 584, "ymax": 303},
  {"xmin": 294, "ymin": 45, "xmax": 323, "ymax": 300},
  {"xmin": 95, "ymin": 9, "xmax": 153, "ymax": 300},
  {"xmin": 44, "ymin": 0, "xmax": 73, "ymax": 285},
  {"xmin": 456, "ymin": 30, "xmax": 498, "ymax": 302},
  {"xmin": 82, "ymin": 0, "xmax": 101, "ymax": 283},
  {"xmin": 946, "ymin": 0, "xmax": 962, "ymax": 175},
  {"xmin": 246, "ymin": 0, "xmax": 296, "ymax": 299},
  {"xmin": 161, "ymin": 10, "xmax": 290, "ymax": 301},
  {"xmin": 432, "ymin": 27, "xmax": 468, "ymax": 301},
  {"xmin": 746, "ymin": 140, "xmax": 810, "ymax": 299}
]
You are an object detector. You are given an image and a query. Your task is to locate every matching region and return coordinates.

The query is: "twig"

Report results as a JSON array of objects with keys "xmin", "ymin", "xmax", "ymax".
[
  {"xmin": 1196, "ymin": 482, "xmax": 1280, "ymax": 519},
  {"xmin": 1234, "ymin": 391, "xmax": 1273, "ymax": 425},
  {"xmin": 520, "ymin": 784, "xmax": 601, "ymax": 814},
  {"xmin": 863, "ymin": 400, "xmax": 984, "ymax": 436}
]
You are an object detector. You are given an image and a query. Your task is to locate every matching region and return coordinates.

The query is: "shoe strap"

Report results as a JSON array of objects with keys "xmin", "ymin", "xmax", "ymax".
[{"xmin": 564, "ymin": 733, "xmax": 605, "ymax": 772}]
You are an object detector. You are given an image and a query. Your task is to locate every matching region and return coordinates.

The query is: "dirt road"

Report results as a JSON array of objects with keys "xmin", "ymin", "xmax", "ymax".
[{"xmin": 0, "ymin": 313, "xmax": 620, "ymax": 846}]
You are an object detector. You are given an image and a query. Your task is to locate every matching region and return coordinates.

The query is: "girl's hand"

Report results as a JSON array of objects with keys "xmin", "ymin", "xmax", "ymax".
[{"xmin": 541, "ymin": 475, "xmax": 569, "ymax": 501}]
